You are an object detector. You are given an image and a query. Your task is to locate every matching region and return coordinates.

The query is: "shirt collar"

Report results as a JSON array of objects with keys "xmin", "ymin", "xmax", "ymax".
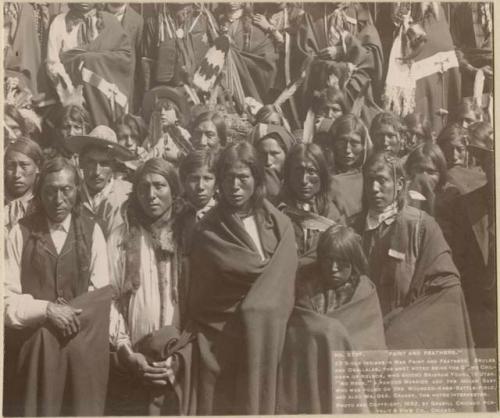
[
  {"xmin": 83, "ymin": 177, "xmax": 114, "ymax": 210},
  {"xmin": 107, "ymin": 4, "xmax": 127, "ymax": 22},
  {"xmin": 365, "ymin": 201, "xmax": 399, "ymax": 231},
  {"xmin": 5, "ymin": 191, "xmax": 34, "ymax": 207},
  {"xmin": 48, "ymin": 214, "xmax": 72, "ymax": 233}
]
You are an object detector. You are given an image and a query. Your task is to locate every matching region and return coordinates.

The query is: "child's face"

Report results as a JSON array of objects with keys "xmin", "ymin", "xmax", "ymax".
[
  {"xmin": 184, "ymin": 165, "xmax": 216, "ymax": 210},
  {"xmin": 319, "ymin": 256, "xmax": 352, "ymax": 289}
]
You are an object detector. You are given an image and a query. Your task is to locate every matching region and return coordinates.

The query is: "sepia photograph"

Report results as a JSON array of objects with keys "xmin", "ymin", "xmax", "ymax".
[{"xmin": 2, "ymin": 1, "xmax": 497, "ymax": 416}]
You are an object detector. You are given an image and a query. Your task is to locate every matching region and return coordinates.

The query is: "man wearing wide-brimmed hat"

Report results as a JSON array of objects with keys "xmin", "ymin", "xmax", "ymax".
[
  {"xmin": 62, "ymin": 125, "xmax": 135, "ymax": 239},
  {"xmin": 448, "ymin": 121, "xmax": 495, "ymax": 348}
]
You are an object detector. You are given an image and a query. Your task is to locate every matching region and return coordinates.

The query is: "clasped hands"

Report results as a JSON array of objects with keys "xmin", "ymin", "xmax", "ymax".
[
  {"xmin": 46, "ymin": 300, "xmax": 82, "ymax": 339},
  {"xmin": 127, "ymin": 351, "xmax": 180, "ymax": 387}
]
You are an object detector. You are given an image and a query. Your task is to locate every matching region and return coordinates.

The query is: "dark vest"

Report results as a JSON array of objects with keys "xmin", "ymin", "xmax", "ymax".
[{"xmin": 18, "ymin": 212, "xmax": 95, "ymax": 302}]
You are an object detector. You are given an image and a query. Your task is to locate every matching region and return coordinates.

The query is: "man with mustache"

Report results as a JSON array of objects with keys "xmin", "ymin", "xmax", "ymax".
[{"xmin": 62, "ymin": 125, "xmax": 135, "ymax": 239}]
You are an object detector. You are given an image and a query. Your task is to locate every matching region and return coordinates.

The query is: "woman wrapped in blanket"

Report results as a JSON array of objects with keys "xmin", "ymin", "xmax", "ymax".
[{"xmin": 278, "ymin": 225, "xmax": 386, "ymax": 414}]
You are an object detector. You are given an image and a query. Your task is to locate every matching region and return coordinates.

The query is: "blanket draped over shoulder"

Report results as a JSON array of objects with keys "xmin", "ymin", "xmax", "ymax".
[
  {"xmin": 277, "ymin": 274, "xmax": 386, "ymax": 414},
  {"xmin": 61, "ymin": 12, "xmax": 133, "ymax": 126},
  {"xmin": 4, "ymin": 286, "xmax": 113, "ymax": 417},
  {"xmin": 175, "ymin": 200, "xmax": 298, "ymax": 415}
]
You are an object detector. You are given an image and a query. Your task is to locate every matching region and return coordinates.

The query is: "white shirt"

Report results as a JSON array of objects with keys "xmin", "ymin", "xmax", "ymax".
[
  {"xmin": 107, "ymin": 224, "xmax": 179, "ymax": 349},
  {"xmin": 4, "ymin": 216, "xmax": 110, "ymax": 329},
  {"xmin": 48, "ymin": 214, "xmax": 73, "ymax": 254},
  {"xmin": 82, "ymin": 178, "xmax": 114, "ymax": 212},
  {"xmin": 241, "ymin": 215, "xmax": 265, "ymax": 261}
]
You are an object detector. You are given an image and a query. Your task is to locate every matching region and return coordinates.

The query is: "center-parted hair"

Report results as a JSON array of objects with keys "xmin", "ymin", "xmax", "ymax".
[
  {"xmin": 191, "ymin": 111, "xmax": 228, "ymax": 147},
  {"xmin": 363, "ymin": 151, "xmax": 407, "ymax": 210},
  {"xmin": 327, "ymin": 114, "xmax": 372, "ymax": 169},
  {"xmin": 317, "ymin": 225, "xmax": 368, "ymax": 277},
  {"xmin": 405, "ymin": 142, "xmax": 448, "ymax": 191},
  {"xmin": 216, "ymin": 141, "xmax": 266, "ymax": 210},
  {"xmin": 179, "ymin": 149, "xmax": 219, "ymax": 180},
  {"xmin": 283, "ymin": 143, "xmax": 331, "ymax": 217},
  {"xmin": 114, "ymin": 113, "xmax": 148, "ymax": 146}
]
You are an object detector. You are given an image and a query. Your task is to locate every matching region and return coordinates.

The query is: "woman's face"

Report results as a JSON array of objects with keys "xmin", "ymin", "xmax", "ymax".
[
  {"xmin": 117, "ymin": 124, "xmax": 140, "ymax": 154},
  {"xmin": 289, "ymin": 156, "xmax": 321, "ymax": 202},
  {"xmin": 136, "ymin": 173, "xmax": 173, "ymax": 220},
  {"xmin": 257, "ymin": 137, "xmax": 286, "ymax": 175},
  {"xmin": 156, "ymin": 100, "xmax": 180, "ymax": 127},
  {"xmin": 221, "ymin": 161, "xmax": 255, "ymax": 213},
  {"xmin": 442, "ymin": 137, "xmax": 467, "ymax": 168},
  {"xmin": 4, "ymin": 151, "xmax": 39, "ymax": 198},
  {"xmin": 183, "ymin": 165, "xmax": 216, "ymax": 210},
  {"xmin": 192, "ymin": 120, "xmax": 220, "ymax": 152},
  {"xmin": 332, "ymin": 132, "xmax": 364, "ymax": 172},
  {"xmin": 408, "ymin": 157, "xmax": 440, "ymax": 192},
  {"xmin": 319, "ymin": 256, "xmax": 353, "ymax": 289}
]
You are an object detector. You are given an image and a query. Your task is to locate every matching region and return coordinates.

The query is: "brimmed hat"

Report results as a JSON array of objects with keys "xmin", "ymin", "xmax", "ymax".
[
  {"xmin": 142, "ymin": 86, "xmax": 189, "ymax": 125},
  {"xmin": 62, "ymin": 125, "xmax": 135, "ymax": 161}
]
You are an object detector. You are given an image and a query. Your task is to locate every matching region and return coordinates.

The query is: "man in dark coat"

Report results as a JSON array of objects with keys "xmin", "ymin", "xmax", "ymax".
[
  {"xmin": 4, "ymin": 156, "xmax": 112, "ymax": 416},
  {"xmin": 106, "ymin": 3, "xmax": 144, "ymax": 112},
  {"xmin": 448, "ymin": 122, "xmax": 496, "ymax": 348}
]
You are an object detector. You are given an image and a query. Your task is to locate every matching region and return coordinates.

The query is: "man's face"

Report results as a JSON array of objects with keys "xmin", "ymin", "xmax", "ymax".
[
  {"xmin": 442, "ymin": 138, "xmax": 467, "ymax": 168},
  {"xmin": 257, "ymin": 137, "xmax": 286, "ymax": 175},
  {"xmin": 289, "ymin": 157, "xmax": 321, "ymax": 202},
  {"xmin": 60, "ymin": 118, "xmax": 85, "ymax": 138},
  {"xmin": 70, "ymin": 3, "xmax": 93, "ymax": 14},
  {"xmin": 365, "ymin": 163, "xmax": 403, "ymax": 212},
  {"xmin": 372, "ymin": 123, "xmax": 402, "ymax": 157},
  {"xmin": 5, "ymin": 115, "xmax": 22, "ymax": 143},
  {"xmin": 4, "ymin": 151, "xmax": 39, "ymax": 198},
  {"xmin": 221, "ymin": 161, "xmax": 255, "ymax": 213},
  {"xmin": 192, "ymin": 121, "xmax": 220, "ymax": 152},
  {"xmin": 41, "ymin": 168, "xmax": 78, "ymax": 223},
  {"xmin": 137, "ymin": 173, "xmax": 173, "ymax": 220},
  {"xmin": 408, "ymin": 157, "xmax": 440, "ymax": 192},
  {"xmin": 80, "ymin": 148, "xmax": 114, "ymax": 196},
  {"xmin": 332, "ymin": 132, "xmax": 364, "ymax": 172},
  {"xmin": 183, "ymin": 166, "xmax": 216, "ymax": 209},
  {"xmin": 117, "ymin": 125, "xmax": 140, "ymax": 154}
]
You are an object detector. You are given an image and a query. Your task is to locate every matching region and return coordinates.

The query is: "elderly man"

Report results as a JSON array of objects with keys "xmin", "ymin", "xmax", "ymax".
[
  {"xmin": 62, "ymin": 125, "xmax": 134, "ymax": 239},
  {"xmin": 4, "ymin": 157, "xmax": 113, "ymax": 416}
]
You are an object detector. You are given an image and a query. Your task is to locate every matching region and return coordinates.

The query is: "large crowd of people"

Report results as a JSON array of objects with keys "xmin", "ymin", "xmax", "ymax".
[{"xmin": 3, "ymin": 2, "xmax": 495, "ymax": 416}]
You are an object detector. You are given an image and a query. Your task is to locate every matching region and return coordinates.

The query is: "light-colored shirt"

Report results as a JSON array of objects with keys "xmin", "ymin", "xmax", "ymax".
[
  {"xmin": 4, "ymin": 192, "xmax": 34, "ymax": 232},
  {"xmin": 107, "ymin": 3, "xmax": 127, "ymax": 23},
  {"xmin": 82, "ymin": 178, "xmax": 115, "ymax": 212},
  {"xmin": 365, "ymin": 201, "xmax": 399, "ymax": 231},
  {"xmin": 4, "ymin": 215, "xmax": 109, "ymax": 329},
  {"xmin": 48, "ymin": 214, "xmax": 73, "ymax": 254},
  {"xmin": 241, "ymin": 215, "xmax": 265, "ymax": 260},
  {"xmin": 107, "ymin": 224, "xmax": 179, "ymax": 349}
]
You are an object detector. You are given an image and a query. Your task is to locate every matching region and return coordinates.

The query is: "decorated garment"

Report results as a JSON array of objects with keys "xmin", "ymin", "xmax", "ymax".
[
  {"xmin": 142, "ymin": 4, "xmax": 218, "ymax": 88},
  {"xmin": 46, "ymin": 9, "xmax": 133, "ymax": 126},
  {"xmin": 4, "ymin": 192, "xmax": 37, "ymax": 233},
  {"xmin": 108, "ymin": 218, "xmax": 180, "ymax": 348}
]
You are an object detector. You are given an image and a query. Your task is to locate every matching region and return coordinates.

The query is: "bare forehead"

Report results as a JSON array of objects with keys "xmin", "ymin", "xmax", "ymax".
[
  {"xmin": 365, "ymin": 163, "xmax": 392, "ymax": 178},
  {"xmin": 42, "ymin": 168, "xmax": 77, "ymax": 187},
  {"xmin": 137, "ymin": 173, "xmax": 169, "ymax": 184}
]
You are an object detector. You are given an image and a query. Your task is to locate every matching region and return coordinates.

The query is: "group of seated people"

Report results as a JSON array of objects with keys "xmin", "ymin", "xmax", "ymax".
[{"xmin": 3, "ymin": 1, "xmax": 496, "ymax": 417}]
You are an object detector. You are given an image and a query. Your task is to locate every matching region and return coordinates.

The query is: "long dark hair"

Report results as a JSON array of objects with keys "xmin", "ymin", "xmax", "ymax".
[
  {"xmin": 283, "ymin": 143, "xmax": 331, "ymax": 217},
  {"xmin": 317, "ymin": 225, "xmax": 368, "ymax": 278},
  {"xmin": 216, "ymin": 142, "xmax": 266, "ymax": 211},
  {"xmin": 405, "ymin": 142, "xmax": 448, "ymax": 191}
]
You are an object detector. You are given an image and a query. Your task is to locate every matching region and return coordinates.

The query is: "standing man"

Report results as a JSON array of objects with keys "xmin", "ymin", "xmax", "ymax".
[
  {"xmin": 4, "ymin": 157, "xmax": 112, "ymax": 416},
  {"xmin": 449, "ymin": 122, "xmax": 496, "ymax": 348},
  {"xmin": 106, "ymin": 3, "xmax": 144, "ymax": 113},
  {"xmin": 62, "ymin": 125, "xmax": 135, "ymax": 239},
  {"xmin": 370, "ymin": 112, "xmax": 405, "ymax": 159}
]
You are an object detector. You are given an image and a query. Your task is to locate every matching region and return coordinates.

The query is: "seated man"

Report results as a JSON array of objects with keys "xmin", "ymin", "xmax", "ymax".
[
  {"xmin": 62, "ymin": 125, "xmax": 134, "ymax": 239},
  {"xmin": 4, "ymin": 156, "xmax": 113, "ymax": 416}
]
